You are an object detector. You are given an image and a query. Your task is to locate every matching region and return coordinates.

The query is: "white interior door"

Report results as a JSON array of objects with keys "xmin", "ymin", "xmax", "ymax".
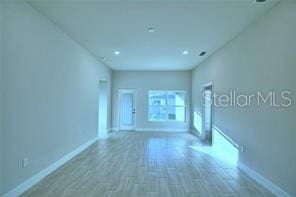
[
  {"xmin": 204, "ymin": 90, "xmax": 212, "ymax": 132},
  {"xmin": 119, "ymin": 89, "xmax": 135, "ymax": 131},
  {"xmin": 202, "ymin": 84, "xmax": 213, "ymax": 143}
]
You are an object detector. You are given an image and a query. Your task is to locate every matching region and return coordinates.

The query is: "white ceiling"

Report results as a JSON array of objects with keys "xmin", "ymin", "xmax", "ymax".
[{"xmin": 28, "ymin": 0, "xmax": 278, "ymax": 70}]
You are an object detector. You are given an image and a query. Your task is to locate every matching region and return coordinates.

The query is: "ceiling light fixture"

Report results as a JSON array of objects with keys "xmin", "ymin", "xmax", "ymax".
[
  {"xmin": 183, "ymin": 50, "xmax": 189, "ymax": 55},
  {"xmin": 147, "ymin": 27, "xmax": 155, "ymax": 33},
  {"xmin": 114, "ymin": 51, "xmax": 120, "ymax": 55}
]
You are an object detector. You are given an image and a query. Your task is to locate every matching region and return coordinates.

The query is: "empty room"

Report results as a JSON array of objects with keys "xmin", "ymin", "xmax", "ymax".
[{"xmin": 0, "ymin": 0, "xmax": 295, "ymax": 196}]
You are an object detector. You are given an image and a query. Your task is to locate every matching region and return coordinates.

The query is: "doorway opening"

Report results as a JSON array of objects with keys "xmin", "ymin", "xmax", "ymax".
[
  {"xmin": 98, "ymin": 80, "xmax": 108, "ymax": 138},
  {"xmin": 202, "ymin": 83, "xmax": 213, "ymax": 144},
  {"xmin": 118, "ymin": 89, "xmax": 136, "ymax": 131}
]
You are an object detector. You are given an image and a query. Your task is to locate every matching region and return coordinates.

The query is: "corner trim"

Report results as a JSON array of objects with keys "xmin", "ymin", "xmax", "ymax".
[
  {"xmin": 2, "ymin": 137, "xmax": 98, "ymax": 197},
  {"xmin": 237, "ymin": 162, "xmax": 291, "ymax": 197},
  {"xmin": 135, "ymin": 128, "xmax": 189, "ymax": 132}
]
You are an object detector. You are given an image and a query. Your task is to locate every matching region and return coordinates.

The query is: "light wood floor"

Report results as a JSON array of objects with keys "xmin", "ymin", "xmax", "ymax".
[{"xmin": 22, "ymin": 132, "xmax": 273, "ymax": 197}]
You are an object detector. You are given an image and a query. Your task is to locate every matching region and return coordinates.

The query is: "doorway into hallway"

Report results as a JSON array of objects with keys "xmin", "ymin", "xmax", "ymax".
[
  {"xmin": 98, "ymin": 80, "xmax": 108, "ymax": 138},
  {"xmin": 202, "ymin": 83, "xmax": 213, "ymax": 144}
]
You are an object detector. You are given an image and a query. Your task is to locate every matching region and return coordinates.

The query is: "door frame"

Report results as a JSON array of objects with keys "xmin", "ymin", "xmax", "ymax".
[
  {"xmin": 201, "ymin": 82, "xmax": 213, "ymax": 143},
  {"xmin": 98, "ymin": 79, "xmax": 108, "ymax": 138},
  {"xmin": 118, "ymin": 89, "xmax": 136, "ymax": 131}
]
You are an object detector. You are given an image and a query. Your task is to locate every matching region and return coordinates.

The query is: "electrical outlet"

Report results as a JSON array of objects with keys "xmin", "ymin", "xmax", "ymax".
[{"xmin": 22, "ymin": 158, "xmax": 29, "ymax": 168}]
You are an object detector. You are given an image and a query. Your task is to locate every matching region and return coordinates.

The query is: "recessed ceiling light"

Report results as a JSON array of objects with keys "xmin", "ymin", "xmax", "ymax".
[
  {"xmin": 183, "ymin": 50, "xmax": 189, "ymax": 55},
  {"xmin": 147, "ymin": 27, "xmax": 155, "ymax": 33},
  {"xmin": 199, "ymin": 51, "xmax": 207, "ymax": 56},
  {"xmin": 114, "ymin": 51, "xmax": 120, "ymax": 55}
]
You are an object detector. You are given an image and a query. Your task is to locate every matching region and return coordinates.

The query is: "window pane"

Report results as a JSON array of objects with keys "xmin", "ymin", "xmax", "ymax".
[
  {"xmin": 167, "ymin": 106, "xmax": 185, "ymax": 121},
  {"xmin": 149, "ymin": 106, "xmax": 166, "ymax": 121},
  {"xmin": 149, "ymin": 91, "xmax": 166, "ymax": 106},
  {"xmin": 167, "ymin": 91, "xmax": 185, "ymax": 106}
]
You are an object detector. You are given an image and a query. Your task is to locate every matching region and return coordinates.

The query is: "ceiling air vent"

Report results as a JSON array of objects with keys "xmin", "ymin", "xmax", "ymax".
[
  {"xmin": 199, "ymin": 51, "xmax": 207, "ymax": 56},
  {"xmin": 255, "ymin": 0, "xmax": 266, "ymax": 3}
]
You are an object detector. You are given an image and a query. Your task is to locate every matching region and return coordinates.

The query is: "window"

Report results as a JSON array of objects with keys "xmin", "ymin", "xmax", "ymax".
[
  {"xmin": 148, "ymin": 91, "xmax": 166, "ymax": 121},
  {"xmin": 148, "ymin": 91, "xmax": 186, "ymax": 122}
]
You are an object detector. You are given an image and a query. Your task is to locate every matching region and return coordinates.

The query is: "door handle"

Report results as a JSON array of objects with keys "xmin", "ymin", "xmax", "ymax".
[{"xmin": 132, "ymin": 109, "xmax": 136, "ymax": 114}]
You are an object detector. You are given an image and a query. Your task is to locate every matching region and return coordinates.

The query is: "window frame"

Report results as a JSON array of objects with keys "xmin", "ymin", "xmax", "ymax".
[{"xmin": 148, "ymin": 90, "xmax": 186, "ymax": 122}]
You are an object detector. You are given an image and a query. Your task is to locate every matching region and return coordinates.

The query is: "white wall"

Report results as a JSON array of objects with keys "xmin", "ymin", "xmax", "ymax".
[
  {"xmin": 112, "ymin": 71, "xmax": 191, "ymax": 132},
  {"xmin": 1, "ymin": 1, "xmax": 111, "ymax": 194},
  {"xmin": 0, "ymin": 1, "xmax": 3, "ymax": 195},
  {"xmin": 192, "ymin": 1, "xmax": 296, "ymax": 195}
]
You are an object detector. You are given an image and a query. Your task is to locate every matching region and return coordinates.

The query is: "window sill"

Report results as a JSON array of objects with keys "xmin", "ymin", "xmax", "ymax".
[{"xmin": 148, "ymin": 120, "xmax": 186, "ymax": 123}]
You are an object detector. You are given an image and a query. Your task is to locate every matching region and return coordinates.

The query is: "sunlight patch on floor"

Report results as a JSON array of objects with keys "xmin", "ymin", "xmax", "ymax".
[{"xmin": 189, "ymin": 129, "xmax": 239, "ymax": 166}]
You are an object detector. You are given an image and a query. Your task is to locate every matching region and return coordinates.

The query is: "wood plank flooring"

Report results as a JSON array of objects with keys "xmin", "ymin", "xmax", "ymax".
[{"xmin": 22, "ymin": 132, "xmax": 273, "ymax": 197}]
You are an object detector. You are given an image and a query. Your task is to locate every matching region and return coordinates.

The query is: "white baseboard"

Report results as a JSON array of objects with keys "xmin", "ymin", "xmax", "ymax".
[
  {"xmin": 135, "ymin": 128, "xmax": 189, "ymax": 132},
  {"xmin": 190, "ymin": 128, "xmax": 201, "ymax": 137},
  {"xmin": 237, "ymin": 162, "xmax": 290, "ymax": 197},
  {"xmin": 110, "ymin": 127, "xmax": 188, "ymax": 132},
  {"xmin": 2, "ymin": 137, "xmax": 98, "ymax": 197},
  {"xmin": 111, "ymin": 127, "xmax": 119, "ymax": 131}
]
